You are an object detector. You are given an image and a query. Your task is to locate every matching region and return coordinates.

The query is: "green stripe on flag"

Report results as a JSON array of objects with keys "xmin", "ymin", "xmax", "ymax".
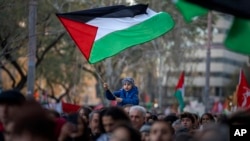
[
  {"xmin": 174, "ymin": 90, "xmax": 185, "ymax": 112},
  {"xmin": 174, "ymin": 0, "xmax": 208, "ymax": 23},
  {"xmin": 224, "ymin": 18, "xmax": 250, "ymax": 55},
  {"xmin": 89, "ymin": 12, "xmax": 175, "ymax": 64}
]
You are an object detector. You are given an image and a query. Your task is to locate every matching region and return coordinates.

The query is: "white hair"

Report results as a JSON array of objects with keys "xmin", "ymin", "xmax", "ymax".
[{"xmin": 129, "ymin": 105, "xmax": 146, "ymax": 117}]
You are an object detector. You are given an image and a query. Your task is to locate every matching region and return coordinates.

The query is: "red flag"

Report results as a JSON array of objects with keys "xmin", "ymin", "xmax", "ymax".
[
  {"xmin": 62, "ymin": 102, "xmax": 81, "ymax": 113},
  {"xmin": 237, "ymin": 69, "xmax": 250, "ymax": 108}
]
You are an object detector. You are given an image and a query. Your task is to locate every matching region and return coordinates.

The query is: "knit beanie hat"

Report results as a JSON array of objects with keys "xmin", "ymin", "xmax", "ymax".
[{"xmin": 122, "ymin": 77, "xmax": 135, "ymax": 86}]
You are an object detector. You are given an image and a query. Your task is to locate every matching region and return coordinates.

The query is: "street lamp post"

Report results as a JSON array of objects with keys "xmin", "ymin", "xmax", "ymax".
[
  {"xmin": 27, "ymin": 0, "xmax": 37, "ymax": 99},
  {"xmin": 204, "ymin": 12, "xmax": 212, "ymax": 112}
]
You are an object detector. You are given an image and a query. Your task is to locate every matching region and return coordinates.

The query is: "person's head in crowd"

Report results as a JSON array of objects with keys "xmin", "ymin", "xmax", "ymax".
[
  {"xmin": 149, "ymin": 120, "xmax": 174, "ymax": 141},
  {"xmin": 221, "ymin": 108, "xmax": 250, "ymax": 126},
  {"xmin": 100, "ymin": 107, "xmax": 130, "ymax": 133},
  {"xmin": 58, "ymin": 112, "xmax": 91, "ymax": 141},
  {"xmin": 193, "ymin": 124, "xmax": 229, "ymax": 141},
  {"xmin": 145, "ymin": 111, "xmax": 152, "ymax": 123},
  {"xmin": 180, "ymin": 112, "xmax": 195, "ymax": 130},
  {"xmin": 172, "ymin": 119, "xmax": 182, "ymax": 133},
  {"xmin": 0, "ymin": 90, "xmax": 25, "ymax": 125},
  {"xmin": 200, "ymin": 113, "xmax": 215, "ymax": 127},
  {"xmin": 122, "ymin": 104, "xmax": 133, "ymax": 115},
  {"xmin": 129, "ymin": 105, "xmax": 146, "ymax": 130},
  {"xmin": 78, "ymin": 106, "xmax": 92, "ymax": 124},
  {"xmin": 192, "ymin": 113, "xmax": 200, "ymax": 129},
  {"xmin": 8, "ymin": 100, "xmax": 56, "ymax": 141},
  {"xmin": 140, "ymin": 123, "xmax": 151, "ymax": 141},
  {"xmin": 122, "ymin": 77, "xmax": 135, "ymax": 91},
  {"xmin": 54, "ymin": 116, "xmax": 67, "ymax": 139},
  {"xmin": 215, "ymin": 114, "xmax": 227, "ymax": 123},
  {"xmin": 157, "ymin": 113, "xmax": 165, "ymax": 120},
  {"xmin": 110, "ymin": 121, "xmax": 141, "ymax": 141},
  {"xmin": 89, "ymin": 110, "xmax": 101, "ymax": 139},
  {"xmin": 148, "ymin": 114, "xmax": 158, "ymax": 124},
  {"xmin": 45, "ymin": 109, "xmax": 60, "ymax": 118},
  {"xmin": 164, "ymin": 113, "xmax": 178, "ymax": 125}
]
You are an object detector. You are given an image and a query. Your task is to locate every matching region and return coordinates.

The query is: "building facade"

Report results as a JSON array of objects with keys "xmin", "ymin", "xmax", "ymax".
[{"xmin": 166, "ymin": 13, "xmax": 248, "ymax": 100}]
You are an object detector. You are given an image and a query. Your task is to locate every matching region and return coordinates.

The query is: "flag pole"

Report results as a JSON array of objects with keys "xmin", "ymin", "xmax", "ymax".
[
  {"xmin": 92, "ymin": 65, "xmax": 117, "ymax": 98},
  {"xmin": 27, "ymin": 0, "xmax": 37, "ymax": 99},
  {"xmin": 204, "ymin": 11, "xmax": 212, "ymax": 112}
]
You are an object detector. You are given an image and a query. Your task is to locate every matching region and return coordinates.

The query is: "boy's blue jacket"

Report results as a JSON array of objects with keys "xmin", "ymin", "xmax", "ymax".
[{"xmin": 105, "ymin": 86, "xmax": 139, "ymax": 106}]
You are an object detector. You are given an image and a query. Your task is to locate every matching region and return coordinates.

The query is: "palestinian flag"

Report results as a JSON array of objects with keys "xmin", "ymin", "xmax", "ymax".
[
  {"xmin": 173, "ymin": 0, "xmax": 208, "ymax": 23},
  {"xmin": 224, "ymin": 18, "xmax": 250, "ymax": 55},
  {"xmin": 186, "ymin": 0, "xmax": 250, "ymax": 19},
  {"xmin": 56, "ymin": 4, "xmax": 175, "ymax": 64},
  {"xmin": 174, "ymin": 71, "xmax": 185, "ymax": 112}
]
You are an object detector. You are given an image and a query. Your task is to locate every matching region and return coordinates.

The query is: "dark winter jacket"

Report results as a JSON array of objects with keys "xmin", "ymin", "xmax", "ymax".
[{"xmin": 105, "ymin": 86, "xmax": 139, "ymax": 106}]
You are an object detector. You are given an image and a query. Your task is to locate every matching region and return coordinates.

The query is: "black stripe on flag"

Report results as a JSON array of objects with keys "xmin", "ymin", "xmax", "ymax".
[{"xmin": 56, "ymin": 4, "xmax": 148, "ymax": 23}]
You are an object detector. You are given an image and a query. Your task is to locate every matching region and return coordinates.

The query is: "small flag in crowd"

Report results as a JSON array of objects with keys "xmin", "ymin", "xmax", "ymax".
[
  {"xmin": 174, "ymin": 71, "xmax": 185, "ymax": 112},
  {"xmin": 173, "ymin": 0, "xmax": 208, "ymax": 22},
  {"xmin": 237, "ymin": 69, "xmax": 250, "ymax": 108},
  {"xmin": 57, "ymin": 4, "xmax": 175, "ymax": 64},
  {"xmin": 62, "ymin": 102, "xmax": 81, "ymax": 113}
]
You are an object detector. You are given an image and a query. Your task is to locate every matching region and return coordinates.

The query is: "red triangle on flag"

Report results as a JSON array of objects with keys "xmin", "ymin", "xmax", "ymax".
[
  {"xmin": 57, "ymin": 16, "xmax": 98, "ymax": 61},
  {"xmin": 175, "ymin": 71, "xmax": 185, "ymax": 90}
]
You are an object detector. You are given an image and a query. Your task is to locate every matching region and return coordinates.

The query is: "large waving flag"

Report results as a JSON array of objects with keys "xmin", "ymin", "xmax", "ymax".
[
  {"xmin": 173, "ymin": 0, "xmax": 208, "ymax": 23},
  {"xmin": 174, "ymin": 71, "xmax": 185, "ymax": 112},
  {"xmin": 56, "ymin": 4, "xmax": 175, "ymax": 63},
  {"xmin": 186, "ymin": 0, "xmax": 250, "ymax": 19},
  {"xmin": 183, "ymin": 0, "xmax": 250, "ymax": 56},
  {"xmin": 237, "ymin": 69, "xmax": 250, "ymax": 108},
  {"xmin": 224, "ymin": 18, "xmax": 250, "ymax": 55}
]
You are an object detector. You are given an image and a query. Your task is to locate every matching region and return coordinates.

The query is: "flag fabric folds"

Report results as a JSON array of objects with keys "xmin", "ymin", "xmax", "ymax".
[
  {"xmin": 173, "ymin": 0, "xmax": 208, "ymax": 23},
  {"xmin": 57, "ymin": 4, "xmax": 175, "ymax": 64},
  {"xmin": 186, "ymin": 0, "xmax": 250, "ymax": 20},
  {"xmin": 182, "ymin": 0, "xmax": 250, "ymax": 56},
  {"xmin": 174, "ymin": 71, "xmax": 185, "ymax": 112},
  {"xmin": 237, "ymin": 69, "xmax": 250, "ymax": 108},
  {"xmin": 224, "ymin": 18, "xmax": 250, "ymax": 55}
]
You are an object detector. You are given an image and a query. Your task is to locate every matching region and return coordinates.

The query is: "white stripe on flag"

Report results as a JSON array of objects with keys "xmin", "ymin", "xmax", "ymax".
[{"xmin": 86, "ymin": 8, "xmax": 158, "ymax": 41}]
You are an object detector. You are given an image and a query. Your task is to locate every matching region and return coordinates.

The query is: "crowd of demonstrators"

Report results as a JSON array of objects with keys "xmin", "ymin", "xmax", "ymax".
[{"xmin": 1, "ymin": 78, "xmax": 250, "ymax": 141}]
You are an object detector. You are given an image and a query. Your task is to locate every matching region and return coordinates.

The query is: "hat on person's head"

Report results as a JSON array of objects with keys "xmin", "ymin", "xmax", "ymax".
[
  {"xmin": 122, "ymin": 77, "xmax": 135, "ymax": 86},
  {"xmin": 0, "ymin": 90, "xmax": 25, "ymax": 105}
]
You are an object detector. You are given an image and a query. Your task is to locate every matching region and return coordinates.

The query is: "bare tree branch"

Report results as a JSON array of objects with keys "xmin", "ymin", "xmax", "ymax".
[
  {"xmin": 1, "ymin": 65, "xmax": 16, "ymax": 87},
  {"xmin": 36, "ymin": 32, "xmax": 65, "ymax": 67}
]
